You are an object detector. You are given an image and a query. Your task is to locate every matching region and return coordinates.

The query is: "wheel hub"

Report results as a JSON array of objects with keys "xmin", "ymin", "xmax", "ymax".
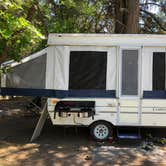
[{"xmin": 94, "ymin": 124, "xmax": 109, "ymax": 140}]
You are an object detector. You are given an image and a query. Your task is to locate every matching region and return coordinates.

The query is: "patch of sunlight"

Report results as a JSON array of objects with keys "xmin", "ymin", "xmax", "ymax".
[{"xmin": 54, "ymin": 152, "xmax": 67, "ymax": 158}]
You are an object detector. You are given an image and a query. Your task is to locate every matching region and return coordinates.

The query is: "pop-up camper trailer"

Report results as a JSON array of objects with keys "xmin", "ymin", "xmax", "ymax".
[{"xmin": 1, "ymin": 34, "xmax": 166, "ymax": 141}]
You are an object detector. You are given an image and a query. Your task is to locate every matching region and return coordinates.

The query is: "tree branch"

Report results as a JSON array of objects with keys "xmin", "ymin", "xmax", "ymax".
[
  {"xmin": 140, "ymin": 9, "xmax": 166, "ymax": 31},
  {"xmin": 140, "ymin": 3, "xmax": 163, "ymax": 8}
]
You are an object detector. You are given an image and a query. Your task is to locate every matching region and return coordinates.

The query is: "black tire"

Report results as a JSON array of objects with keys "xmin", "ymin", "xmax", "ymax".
[{"xmin": 90, "ymin": 121, "xmax": 113, "ymax": 141}]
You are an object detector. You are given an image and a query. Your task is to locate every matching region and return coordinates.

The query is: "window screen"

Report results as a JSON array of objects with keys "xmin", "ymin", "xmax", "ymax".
[
  {"xmin": 122, "ymin": 50, "xmax": 138, "ymax": 95},
  {"xmin": 153, "ymin": 52, "xmax": 166, "ymax": 90},
  {"xmin": 69, "ymin": 51, "xmax": 107, "ymax": 89},
  {"xmin": 6, "ymin": 54, "xmax": 46, "ymax": 89}
]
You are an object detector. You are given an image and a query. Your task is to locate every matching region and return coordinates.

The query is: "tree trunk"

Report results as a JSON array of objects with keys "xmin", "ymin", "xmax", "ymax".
[{"xmin": 114, "ymin": 0, "xmax": 139, "ymax": 34}]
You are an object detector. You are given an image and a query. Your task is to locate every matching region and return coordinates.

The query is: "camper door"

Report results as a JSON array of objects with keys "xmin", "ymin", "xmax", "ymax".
[{"xmin": 118, "ymin": 48, "xmax": 141, "ymax": 125}]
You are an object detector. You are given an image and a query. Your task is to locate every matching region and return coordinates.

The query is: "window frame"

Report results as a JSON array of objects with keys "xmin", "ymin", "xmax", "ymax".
[
  {"xmin": 68, "ymin": 46, "xmax": 110, "ymax": 90},
  {"xmin": 119, "ymin": 47, "xmax": 141, "ymax": 98}
]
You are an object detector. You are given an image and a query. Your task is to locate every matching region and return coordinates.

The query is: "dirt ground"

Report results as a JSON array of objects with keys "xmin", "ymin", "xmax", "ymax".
[{"xmin": 0, "ymin": 98, "xmax": 166, "ymax": 166}]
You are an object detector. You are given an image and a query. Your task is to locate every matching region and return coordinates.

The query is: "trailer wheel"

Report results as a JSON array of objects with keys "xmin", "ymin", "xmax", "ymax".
[{"xmin": 90, "ymin": 121, "xmax": 113, "ymax": 141}]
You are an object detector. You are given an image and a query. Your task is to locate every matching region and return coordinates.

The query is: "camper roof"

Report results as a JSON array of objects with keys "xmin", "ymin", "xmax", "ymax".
[{"xmin": 48, "ymin": 33, "xmax": 166, "ymax": 47}]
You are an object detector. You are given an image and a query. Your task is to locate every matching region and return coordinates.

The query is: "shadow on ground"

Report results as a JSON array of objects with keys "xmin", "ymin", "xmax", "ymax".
[
  {"xmin": 0, "ymin": 117, "xmax": 94, "ymax": 166},
  {"xmin": 0, "ymin": 98, "xmax": 166, "ymax": 166}
]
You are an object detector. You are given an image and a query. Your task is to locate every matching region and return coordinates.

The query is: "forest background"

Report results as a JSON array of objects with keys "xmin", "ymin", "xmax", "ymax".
[{"xmin": 0, "ymin": 0, "xmax": 165, "ymax": 64}]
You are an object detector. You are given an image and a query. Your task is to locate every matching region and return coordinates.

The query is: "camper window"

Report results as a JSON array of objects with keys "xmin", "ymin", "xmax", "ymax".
[
  {"xmin": 69, "ymin": 51, "xmax": 107, "ymax": 90},
  {"xmin": 153, "ymin": 52, "xmax": 166, "ymax": 90},
  {"xmin": 121, "ymin": 50, "xmax": 139, "ymax": 96}
]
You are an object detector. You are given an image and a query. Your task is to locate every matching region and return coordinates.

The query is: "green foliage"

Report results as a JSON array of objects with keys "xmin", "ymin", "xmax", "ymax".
[
  {"xmin": 0, "ymin": 0, "xmax": 44, "ymax": 63},
  {"xmin": 0, "ymin": 0, "xmax": 165, "ymax": 65},
  {"xmin": 45, "ymin": 0, "xmax": 111, "ymax": 33},
  {"xmin": 0, "ymin": 65, "xmax": 11, "ymax": 74}
]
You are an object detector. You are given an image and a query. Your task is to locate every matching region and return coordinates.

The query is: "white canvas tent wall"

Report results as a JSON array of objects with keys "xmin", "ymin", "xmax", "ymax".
[
  {"xmin": 1, "ymin": 34, "xmax": 166, "ymax": 98},
  {"xmin": 1, "ymin": 48, "xmax": 47, "ymax": 88},
  {"xmin": 46, "ymin": 34, "xmax": 166, "ymax": 93}
]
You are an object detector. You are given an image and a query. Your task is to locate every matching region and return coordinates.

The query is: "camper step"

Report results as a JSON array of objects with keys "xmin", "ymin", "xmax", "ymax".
[
  {"xmin": 117, "ymin": 133, "xmax": 141, "ymax": 139},
  {"xmin": 117, "ymin": 127, "xmax": 141, "ymax": 139}
]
